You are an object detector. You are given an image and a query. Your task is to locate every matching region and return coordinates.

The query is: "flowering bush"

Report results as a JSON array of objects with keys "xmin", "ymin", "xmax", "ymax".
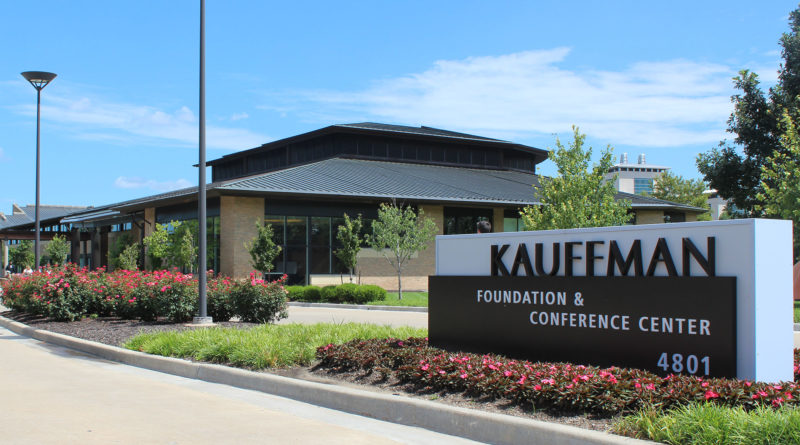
[
  {"xmin": 230, "ymin": 272, "xmax": 289, "ymax": 323},
  {"xmin": 207, "ymin": 273, "xmax": 234, "ymax": 322},
  {"xmin": 0, "ymin": 265, "xmax": 284, "ymax": 324},
  {"xmin": 317, "ymin": 337, "xmax": 800, "ymax": 416}
]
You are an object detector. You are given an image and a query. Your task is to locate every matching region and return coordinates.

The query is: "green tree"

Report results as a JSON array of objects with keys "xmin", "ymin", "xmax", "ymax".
[
  {"xmin": 758, "ymin": 111, "xmax": 800, "ymax": 262},
  {"xmin": 109, "ymin": 233, "xmax": 134, "ymax": 270},
  {"xmin": 335, "ymin": 213, "xmax": 363, "ymax": 283},
  {"xmin": 650, "ymin": 171, "xmax": 712, "ymax": 221},
  {"xmin": 143, "ymin": 222, "xmax": 172, "ymax": 269},
  {"xmin": 9, "ymin": 240, "xmax": 35, "ymax": 269},
  {"xmin": 368, "ymin": 203, "xmax": 438, "ymax": 300},
  {"xmin": 173, "ymin": 221, "xmax": 198, "ymax": 272},
  {"xmin": 697, "ymin": 7, "xmax": 800, "ymax": 217},
  {"xmin": 117, "ymin": 243, "xmax": 141, "ymax": 270},
  {"xmin": 520, "ymin": 126, "xmax": 632, "ymax": 230},
  {"xmin": 246, "ymin": 221, "xmax": 282, "ymax": 274},
  {"xmin": 44, "ymin": 234, "xmax": 70, "ymax": 265}
]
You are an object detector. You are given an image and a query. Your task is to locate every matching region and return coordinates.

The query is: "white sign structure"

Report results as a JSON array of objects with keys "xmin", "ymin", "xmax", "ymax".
[{"xmin": 435, "ymin": 219, "xmax": 793, "ymax": 382}]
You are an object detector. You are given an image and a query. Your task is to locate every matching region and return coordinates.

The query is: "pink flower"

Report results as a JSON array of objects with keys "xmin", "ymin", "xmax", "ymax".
[
  {"xmin": 503, "ymin": 371, "xmax": 512, "ymax": 377},
  {"xmin": 460, "ymin": 373, "xmax": 468, "ymax": 379},
  {"xmin": 517, "ymin": 375, "xmax": 527, "ymax": 385},
  {"xmin": 704, "ymin": 390, "xmax": 720, "ymax": 400}
]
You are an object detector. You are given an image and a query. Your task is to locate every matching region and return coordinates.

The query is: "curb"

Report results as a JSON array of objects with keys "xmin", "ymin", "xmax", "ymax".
[
  {"xmin": 0, "ymin": 315, "xmax": 650, "ymax": 445},
  {"xmin": 288, "ymin": 301, "xmax": 428, "ymax": 313}
]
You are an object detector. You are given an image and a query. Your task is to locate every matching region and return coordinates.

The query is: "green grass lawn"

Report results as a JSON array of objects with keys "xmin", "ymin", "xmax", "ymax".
[
  {"xmin": 368, "ymin": 291, "xmax": 428, "ymax": 307},
  {"xmin": 124, "ymin": 322, "xmax": 427, "ymax": 369},
  {"xmin": 795, "ymin": 301, "xmax": 799, "ymax": 323}
]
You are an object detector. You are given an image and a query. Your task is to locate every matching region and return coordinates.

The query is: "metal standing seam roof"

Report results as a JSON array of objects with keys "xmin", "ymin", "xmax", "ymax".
[
  {"xmin": 217, "ymin": 157, "xmax": 545, "ymax": 205},
  {"xmin": 33, "ymin": 158, "xmax": 705, "ymax": 227},
  {"xmin": 0, "ymin": 206, "xmax": 89, "ymax": 231}
]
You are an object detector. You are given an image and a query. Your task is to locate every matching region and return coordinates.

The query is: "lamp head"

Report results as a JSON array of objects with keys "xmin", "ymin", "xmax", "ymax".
[{"xmin": 21, "ymin": 71, "xmax": 57, "ymax": 91}]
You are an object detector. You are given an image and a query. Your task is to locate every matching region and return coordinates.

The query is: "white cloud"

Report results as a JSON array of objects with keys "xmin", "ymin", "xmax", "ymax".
[
  {"xmin": 278, "ymin": 48, "xmax": 737, "ymax": 147},
  {"xmin": 230, "ymin": 112, "xmax": 249, "ymax": 121},
  {"xmin": 114, "ymin": 176, "xmax": 193, "ymax": 192},
  {"xmin": 16, "ymin": 96, "xmax": 267, "ymax": 151}
]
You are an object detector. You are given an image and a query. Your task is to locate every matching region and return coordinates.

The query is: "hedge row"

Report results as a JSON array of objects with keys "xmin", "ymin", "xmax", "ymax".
[
  {"xmin": 0, "ymin": 265, "xmax": 287, "ymax": 324},
  {"xmin": 286, "ymin": 283, "xmax": 386, "ymax": 304},
  {"xmin": 316, "ymin": 337, "xmax": 800, "ymax": 416}
]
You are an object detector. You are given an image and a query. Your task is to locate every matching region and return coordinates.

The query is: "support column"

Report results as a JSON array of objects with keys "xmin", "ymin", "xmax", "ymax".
[
  {"xmin": 143, "ymin": 207, "xmax": 156, "ymax": 270},
  {"xmin": 100, "ymin": 226, "xmax": 110, "ymax": 270},
  {"xmin": 91, "ymin": 229, "xmax": 102, "ymax": 270},
  {"xmin": 70, "ymin": 228, "xmax": 80, "ymax": 265},
  {"xmin": 2, "ymin": 240, "xmax": 8, "ymax": 277},
  {"xmin": 220, "ymin": 196, "xmax": 265, "ymax": 279},
  {"xmin": 493, "ymin": 208, "xmax": 505, "ymax": 233}
]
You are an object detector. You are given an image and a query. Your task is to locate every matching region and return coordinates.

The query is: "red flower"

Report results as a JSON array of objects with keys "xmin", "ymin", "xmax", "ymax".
[{"xmin": 704, "ymin": 390, "xmax": 720, "ymax": 400}]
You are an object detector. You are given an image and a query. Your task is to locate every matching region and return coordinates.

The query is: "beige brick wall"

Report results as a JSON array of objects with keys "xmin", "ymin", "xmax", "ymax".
[
  {"xmin": 220, "ymin": 196, "xmax": 265, "ymax": 279},
  {"xmin": 635, "ymin": 210, "xmax": 665, "ymax": 225},
  {"xmin": 493, "ymin": 207, "xmax": 505, "ymax": 232},
  {"xmin": 355, "ymin": 204, "xmax": 443, "ymax": 291}
]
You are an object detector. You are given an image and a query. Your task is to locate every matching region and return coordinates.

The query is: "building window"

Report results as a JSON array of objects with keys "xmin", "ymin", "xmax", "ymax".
[
  {"xmin": 634, "ymin": 178, "xmax": 654, "ymax": 195},
  {"xmin": 663, "ymin": 211, "xmax": 685, "ymax": 223},
  {"xmin": 444, "ymin": 207, "xmax": 493, "ymax": 234}
]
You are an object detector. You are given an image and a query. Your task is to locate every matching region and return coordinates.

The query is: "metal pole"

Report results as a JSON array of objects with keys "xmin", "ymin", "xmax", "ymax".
[
  {"xmin": 195, "ymin": 0, "xmax": 210, "ymax": 323},
  {"xmin": 34, "ymin": 88, "xmax": 41, "ymax": 271}
]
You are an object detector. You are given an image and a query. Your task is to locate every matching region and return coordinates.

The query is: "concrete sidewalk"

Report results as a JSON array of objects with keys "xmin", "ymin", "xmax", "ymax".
[{"xmin": 0, "ymin": 323, "xmax": 481, "ymax": 445}]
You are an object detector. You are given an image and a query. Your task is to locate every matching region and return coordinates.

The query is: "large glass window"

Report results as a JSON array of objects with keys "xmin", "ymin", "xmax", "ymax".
[
  {"xmin": 263, "ymin": 213, "xmax": 375, "ymax": 285},
  {"xmin": 634, "ymin": 178, "xmax": 654, "ymax": 195}
]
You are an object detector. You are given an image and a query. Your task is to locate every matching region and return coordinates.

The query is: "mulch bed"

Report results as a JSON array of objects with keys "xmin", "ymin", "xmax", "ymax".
[{"xmin": 0, "ymin": 310, "xmax": 618, "ymax": 433}]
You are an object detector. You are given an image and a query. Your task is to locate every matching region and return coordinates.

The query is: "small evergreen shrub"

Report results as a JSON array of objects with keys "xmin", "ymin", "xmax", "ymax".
[
  {"xmin": 285, "ymin": 285, "xmax": 306, "ymax": 301},
  {"xmin": 303, "ymin": 286, "xmax": 322, "ymax": 302},
  {"xmin": 320, "ymin": 285, "xmax": 338, "ymax": 303},
  {"xmin": 337, "ymin": 283, "xmax": 360, "ymax": 303},
  {"xmin": 356, "ymin": 284, "xmax": 387, "ymax": 304}
]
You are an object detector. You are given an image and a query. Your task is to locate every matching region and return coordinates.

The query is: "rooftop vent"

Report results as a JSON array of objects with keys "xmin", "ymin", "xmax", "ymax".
[
  {"xmin": 637, "ymin": 154, "xmax": 646, "ymax": 164},
  {"xmin": 620, "ymin": 153, "xmax": 628, "ymax": 164}
]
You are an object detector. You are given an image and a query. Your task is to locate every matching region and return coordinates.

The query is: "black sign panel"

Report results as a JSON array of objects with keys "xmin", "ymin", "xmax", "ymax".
[{"xmin": 429, "ymin": 276, "xmax": 737, "ymax": 378}]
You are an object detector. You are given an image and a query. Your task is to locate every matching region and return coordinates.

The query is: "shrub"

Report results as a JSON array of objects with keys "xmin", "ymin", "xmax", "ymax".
[
  {"xmin": 285, "ymin": 285, "xmax": 306, "ymax": 301},
  {"xmin": 337, "ymin": 283, "xmax": 360, "ymax": 303},
  {"xmin": 356, "ymin": 284, "xmax": 387, "ymax": 304},
  {"xmin": 304, "ymin": 286, "xmax": 322, "ymax": 302},
  {"xmin": 320, "ymin": 285, "xmax": 338, "ymax": 303},
  {"xmin": 207, "ymin": 275, "xmax": 234, "ymax": 322},
  {"xmin": 157, "ymin": 279, "xmax": 197, "ymax": 323},
  {"xmin": 230, "ymin": 272, "xmax": 289, "ymax": 323}
]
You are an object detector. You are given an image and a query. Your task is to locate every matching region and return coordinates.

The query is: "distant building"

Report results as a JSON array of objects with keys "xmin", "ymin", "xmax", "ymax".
[
  {"xmin": 703, "ymin": 190, "xmax": 728, "ymax": 221},
  {"xmin": 603, "ymin": 153, "xmax": 669, "ymax": 196}
]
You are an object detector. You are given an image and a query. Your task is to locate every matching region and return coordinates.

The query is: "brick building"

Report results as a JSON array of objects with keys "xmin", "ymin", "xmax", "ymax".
[{"xmin": 1, "ymin": 123, "xmax": 705, "ymax": 289}]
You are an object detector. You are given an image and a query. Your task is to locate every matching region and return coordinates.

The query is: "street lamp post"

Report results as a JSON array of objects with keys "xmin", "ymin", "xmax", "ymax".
[
  {"xmin": 21, "ymin": 71, "xmax": 57, "ymax": 271},
  {"xmin": 193, "ymin": 0, "xmax": 212, "ymax": 325}
]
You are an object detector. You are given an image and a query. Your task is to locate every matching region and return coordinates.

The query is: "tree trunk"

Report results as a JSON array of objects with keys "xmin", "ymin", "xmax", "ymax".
[{"xmin": 397, "ymin": 269, "xmax": 403, "ymax": 300}]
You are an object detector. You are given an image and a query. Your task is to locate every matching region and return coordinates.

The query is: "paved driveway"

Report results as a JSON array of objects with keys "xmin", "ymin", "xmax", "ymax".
[{"xmin": 0, "ymin": 324, "xmax": 474, "ymax": 445}]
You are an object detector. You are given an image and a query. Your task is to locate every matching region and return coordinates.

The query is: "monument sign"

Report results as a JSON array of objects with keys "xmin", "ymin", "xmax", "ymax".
[{"xmin": 430, "ymin": 219, "xmax": 793, "ymax": 382}]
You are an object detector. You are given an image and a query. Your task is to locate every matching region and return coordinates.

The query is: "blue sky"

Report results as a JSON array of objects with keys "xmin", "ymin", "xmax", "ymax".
[{"xmin": 0, "ymin": 1, "xmax": 795, "ymax": 208}]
